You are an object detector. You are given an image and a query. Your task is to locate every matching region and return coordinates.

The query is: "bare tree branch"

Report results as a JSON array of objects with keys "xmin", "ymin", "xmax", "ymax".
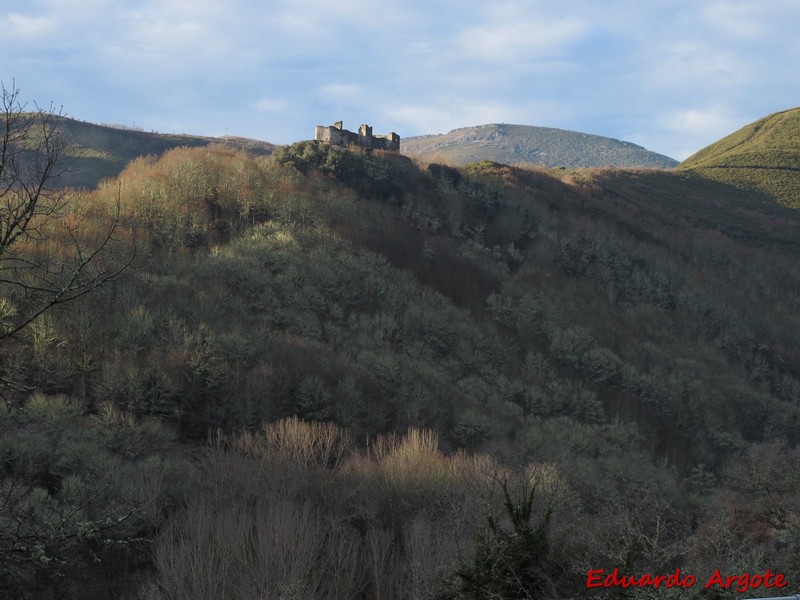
[{"xmin": 0, "ymin": 82, "xmax": 134, "ymax": 347}]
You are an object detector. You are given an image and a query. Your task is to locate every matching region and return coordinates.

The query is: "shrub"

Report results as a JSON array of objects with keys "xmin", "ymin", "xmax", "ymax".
[{"xmin": 453, "ymin": 477, "xmax": 560, "ymax": 599}]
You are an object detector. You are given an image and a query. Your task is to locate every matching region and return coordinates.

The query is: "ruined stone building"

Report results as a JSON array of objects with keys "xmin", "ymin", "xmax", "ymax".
[{"xmin": 315, "ymin": 121, "xmax": 400, "ymax": 151}]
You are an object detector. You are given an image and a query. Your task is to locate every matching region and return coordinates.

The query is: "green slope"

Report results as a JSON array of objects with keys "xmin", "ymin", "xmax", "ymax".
[
  {"xmin": 402, "ymin": 123, "xmax": 678, "ymax": 169},
  {"xmin": 678, "ymin": 108, "xmax": 800, "ymax": 207}
]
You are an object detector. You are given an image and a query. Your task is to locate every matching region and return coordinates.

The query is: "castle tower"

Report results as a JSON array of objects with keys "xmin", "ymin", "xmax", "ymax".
[{"xmin": 358, "ymin": 124, "xmax": 373, "ymax": 148}]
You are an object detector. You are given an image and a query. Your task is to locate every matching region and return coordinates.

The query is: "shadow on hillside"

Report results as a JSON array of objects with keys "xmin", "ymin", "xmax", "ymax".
[
  {"xmin": 58, "ymin": 156, "xmax": 127, "ymax": 189},
  {"xmin": 588, "ymin": 169, "xmax": 800, "ymax": 257}
]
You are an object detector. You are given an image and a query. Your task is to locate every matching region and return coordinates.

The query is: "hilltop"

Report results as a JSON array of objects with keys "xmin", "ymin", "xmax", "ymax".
[
  {"xmin": 678, "ymin": 108, "xmax": 800, "ymax": 207},
  {"xmin": 50, "ymin": 116, "xmax": 276, "ymax": 189},
  {"xmin": 52, "ymin": 119, "xmax": 682, "ymax": 190},
  {"xmin": 402, "ymin": 123, "xmax": 678, "ymax": 169}
]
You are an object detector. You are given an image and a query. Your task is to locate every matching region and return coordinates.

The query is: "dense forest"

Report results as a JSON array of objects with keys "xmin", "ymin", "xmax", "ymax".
[{"xmin": 2, "ymin": 107, "xmax": 800, "ymax": 599}]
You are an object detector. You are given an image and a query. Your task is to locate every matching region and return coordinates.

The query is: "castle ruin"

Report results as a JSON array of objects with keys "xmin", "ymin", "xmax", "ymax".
[{"xmin": 315, "ymin": 121, "xmax": 400, "ymax": 151}]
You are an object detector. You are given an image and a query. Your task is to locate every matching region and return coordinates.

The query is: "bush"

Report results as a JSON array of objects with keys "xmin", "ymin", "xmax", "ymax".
[
  {"xmin": 453, "ymin": 478, "xmax": 561, "ymax": 599},
  {"xmin": 0, "ymin": 394, "xmax": 179, "ymax": 598}
]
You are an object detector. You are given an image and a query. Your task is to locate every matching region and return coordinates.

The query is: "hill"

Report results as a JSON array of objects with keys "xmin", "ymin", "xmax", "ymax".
[
  {"xmin": 678, "ymin": 107, "xmax": 800, "ymax": 207},
  {"xmin": 4, "ymin": 129, "xmax": 800, "ymax": 595},
  {"xmin": 401, "ymin": 123, "xmax": 678, "ymax": 169},
  {"xmin": 50, "ymin": 116, "xmax": 276, "ymax": 189}
]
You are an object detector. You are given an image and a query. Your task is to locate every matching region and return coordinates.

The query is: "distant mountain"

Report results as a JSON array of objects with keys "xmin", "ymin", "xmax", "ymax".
[
  {"xmin": 678, "ymin": 108, "xmax": 800, "ymax": 208},
  {"xmin": 401, "ymin": 123, "xmax": 678, "ymax": 169},
  {"xmin": 51, "ymin": 117, "xmax": 275, "ymax": 189}
]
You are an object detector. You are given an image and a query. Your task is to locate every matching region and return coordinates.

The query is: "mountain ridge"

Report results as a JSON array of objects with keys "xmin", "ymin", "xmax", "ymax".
[
  {"xmin": 46, "ymin": 110, "xmax": 800, "ymax": 205},
  {"xmin": 50, "ymin": 116, "xmax": 276, "ymax": 189},
  {"xmin": 52, "ymin": 117, "xmax": 683, "ymax": 190},
  {"xmin": 402, "ymin": 123, "xmax": 678, "ymax": 169}
]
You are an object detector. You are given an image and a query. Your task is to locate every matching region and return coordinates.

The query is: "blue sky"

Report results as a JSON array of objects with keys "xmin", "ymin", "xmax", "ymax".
[{"xmin": 2, "ymin": 0, "xmax": 799, "ymax": 160}]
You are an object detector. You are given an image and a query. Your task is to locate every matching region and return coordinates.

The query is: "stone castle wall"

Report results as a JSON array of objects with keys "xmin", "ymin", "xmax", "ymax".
[{"xmin": 315, "ymin": 121, "xmax": 399, "ymax": 151}]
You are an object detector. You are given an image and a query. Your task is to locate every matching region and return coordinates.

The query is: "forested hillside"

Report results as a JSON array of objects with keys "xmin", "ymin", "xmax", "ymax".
[{"xmin": 2, "ymin": 137, "xmax": 800, "ymax": 598}]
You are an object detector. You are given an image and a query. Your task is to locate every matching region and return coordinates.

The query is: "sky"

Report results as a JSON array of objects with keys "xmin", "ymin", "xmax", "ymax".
[{"xmin": 2, "ymin": 0, "xmax": 799, "ymax": 161}]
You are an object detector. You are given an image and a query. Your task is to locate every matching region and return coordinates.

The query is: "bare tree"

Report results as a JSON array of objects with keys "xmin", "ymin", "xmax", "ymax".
[
  {"xmin": 0, "ymin": 83, "xmax": 141, "ymax": 597},
  {"xmin": 0, "ymin": 80, "xmax": 131, "ymax": 349}
]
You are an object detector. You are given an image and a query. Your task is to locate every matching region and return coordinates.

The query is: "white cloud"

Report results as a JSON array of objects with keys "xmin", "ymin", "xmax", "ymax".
[
  {"xmin": 648, "ymin": 40, "xmax": 751, "ymax": 91},
  {"xmin": 387, "ymin": 104, "xmax": 459, "ymax": 135},
  {"xmin": 299, "ymin": 0, "xmax": 416, "ymax": 28},
  {"xmin": 386, "ymin": 100, "xmax": 532, "ymax": 136},
  {"xmin": 657, "ymin": 105, "xmax": 746, "ymax": 160},
  {"xmin": 700, "ymin": 1, "xmax": 800, "ymax": 40},
  {"xmin": 319, "ymin": 84, "xmax": 363, "ymax": 101},
  {"xmin": 667, "ymin": 107, "xmax": 739, "ymax": 134},
  {"xmin": 254, "ymin": 97, "xmax": 285, "ymax": 113},
  {"xmin": 1, "ymin": 0, "xmax": 797, "ymax": 154},
  {"xmin": 701, "ymin": 2, "xmax": 764, "ymax": 38},
  {"xmin": 115, "ymin": 2, "xmax": 225, "ymax": 60},
  {"xmin": 0, "ymin": 13, "xmax": 55, "ymax": 38},
  {"xmin": 457, "ymin": 17, "xmax": 588, "ymax": 62}
]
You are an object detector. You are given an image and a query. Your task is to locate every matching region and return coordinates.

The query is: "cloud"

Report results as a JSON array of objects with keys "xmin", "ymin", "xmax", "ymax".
[
  {"xmin": 701, "ymin": 3, "xmax": 764, "ymax": 38},
  {"xmin": 386, "ymin": 105, "xmax": 455, "ymax": 135},
  {"xmin": 655, "ymin": 105, "xmax": 746, "ymax": 160},
  {"xmin": 254, "ymin": 97, "xmax": 285, "ymax": 113},
  {"xmin": 456, "ymin": 17, "xmax": 589, "ymax": 62},
  {"xmin": 665, "ymin": 106, "xmax": 741, "ymax": 138},
  {"xmin": 319, "ymin": 84, "xmax": 363, "ymax": 101},
  {"xmin": 701, "ymin": 1, "xmax": 800, "ymax": 40},
  {"xmin": 645, "ymin": 40, "xmax": 752, "ymax": 97},
  {"xmin": 112, "ymin": 2, "xmax": 230, "ymax": 64},
  {"xmin": 385, "ymin": 100, "xmax": 533, "ymax": 136},
  {"xmin": 1, "ymin": 0, "xmax": 797, "ymax": 156},
  {"xmin": 0, "ymin": 13, "xmax": 55, "ymax": 38}
]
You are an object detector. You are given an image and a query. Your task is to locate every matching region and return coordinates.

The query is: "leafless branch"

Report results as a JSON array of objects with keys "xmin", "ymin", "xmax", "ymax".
[{"xmin": 0, "ymin": 82, "xmax": 134, "ymax": 346}]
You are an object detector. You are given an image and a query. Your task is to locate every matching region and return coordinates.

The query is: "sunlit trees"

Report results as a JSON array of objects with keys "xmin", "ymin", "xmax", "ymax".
[{"xmin": 0, "ymin": 81, "xmax": 129, "ymax": 351}]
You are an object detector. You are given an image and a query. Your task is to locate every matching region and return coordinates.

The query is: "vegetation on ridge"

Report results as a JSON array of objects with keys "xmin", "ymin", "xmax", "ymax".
[
  {"xmin": 2, "ymin": 121, "xmax": 800, "ymax": 598},
  {"xmin": 402, "ymin": 123, "xmax": 679, "ymax": 169},
  {"xmin": 678, "ymin": 108, "xmax": 800, "ymax": 207},
  {"xmin": 39, "ymin": 115, "xmax": 276, "ymax": 190}
]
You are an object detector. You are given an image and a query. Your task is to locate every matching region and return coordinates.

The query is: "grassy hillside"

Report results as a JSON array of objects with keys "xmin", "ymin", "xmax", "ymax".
[
  {"xmin": 49, "ymin": 116, "xmax": 276, "ymax": 189},
  {"xmin": 678, "ymin": 108, "xmax": 800, "ymax": 207},
  {"xmin": 3, "ymin": 139, "xmax": 800, "ymax": 598},
  {"xmin": 402, "ymin": 123, "xmax": 678, "ymax": 169}
]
